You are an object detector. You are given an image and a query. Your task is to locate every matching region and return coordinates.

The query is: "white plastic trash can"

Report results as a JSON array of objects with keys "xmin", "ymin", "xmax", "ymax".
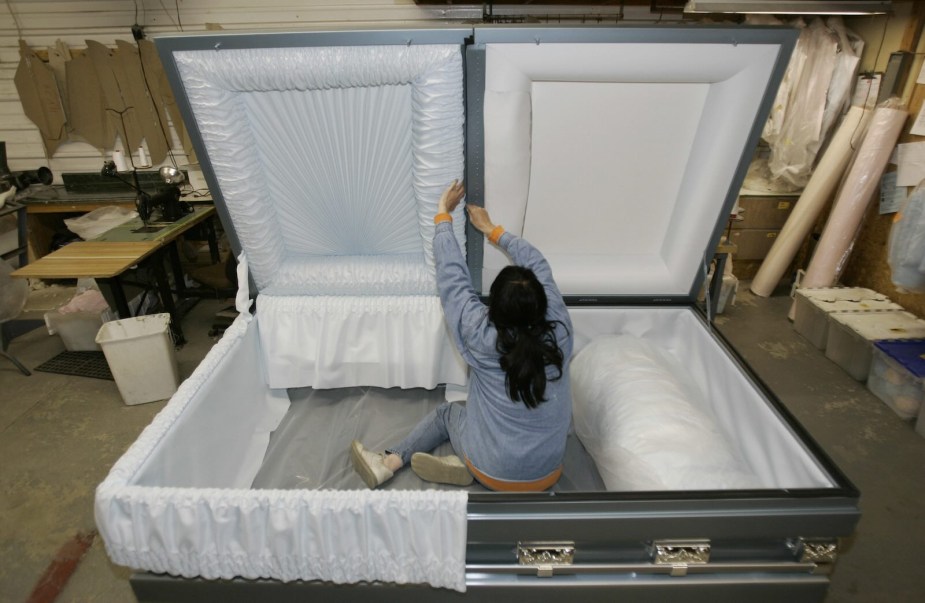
[{"xmin": 95, "ymin": 313, "xmax": 180, "ymax": 405}]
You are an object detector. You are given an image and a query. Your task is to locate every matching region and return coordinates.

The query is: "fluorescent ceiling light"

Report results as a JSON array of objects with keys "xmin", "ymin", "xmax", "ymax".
[{"xmin": 684, "ymin": 1, "xmax": 891, "ymax": 14}]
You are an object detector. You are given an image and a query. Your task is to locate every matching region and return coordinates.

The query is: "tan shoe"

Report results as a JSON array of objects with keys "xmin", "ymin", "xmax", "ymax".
[
  {"xmin": 411, "ymin": 453, "xmax": 474, "ymax": 486},
  {"xmin": 350, "ymin": 440, "xmax": 394, "ymax": 489}
]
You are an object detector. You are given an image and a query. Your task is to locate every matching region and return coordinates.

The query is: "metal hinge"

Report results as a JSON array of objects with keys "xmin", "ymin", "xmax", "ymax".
[
  {"xmin": 787, "ymin": 538, "xmax": 839, "ymax": 575},
  {"xmin": 517, "ymin": 541, "xmax": 576, "ymax": 577},
  {"xmin": 648, "ymin": 539, "xmax": 711, "ymax": 577}
]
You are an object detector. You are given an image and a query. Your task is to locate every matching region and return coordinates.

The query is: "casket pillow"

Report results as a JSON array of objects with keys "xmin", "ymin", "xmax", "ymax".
[{"xmin": 570, "ymin": 334, "xmax": 759, "ymax": 491}]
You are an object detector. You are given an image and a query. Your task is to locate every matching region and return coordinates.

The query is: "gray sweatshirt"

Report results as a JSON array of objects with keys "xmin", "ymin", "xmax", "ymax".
[{"xmin": 433, "ymin": 220, "xmax": 573, "ymax": 481}]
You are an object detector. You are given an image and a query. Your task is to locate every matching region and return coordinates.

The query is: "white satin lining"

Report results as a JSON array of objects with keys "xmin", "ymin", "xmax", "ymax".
[
  {"xmin": 95, "ymin": 313, "xmax": 469, "ymax": 592},
  {"xmin": 174, "ymin": 45, "xmax": 466, "ymax": 292},
  {"xmin": 257, "ymin": 294, "xmax": 468, "ymax": 389}
]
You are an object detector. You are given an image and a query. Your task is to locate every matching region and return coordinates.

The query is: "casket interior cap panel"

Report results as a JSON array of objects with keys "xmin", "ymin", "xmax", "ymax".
[
  {"xmin": 155, "ymin": 28, "xmax": 471, "ymax": 295},
  {"xmin": 469, "ymin": 26, "xmax": 799, "ymax": 299}
]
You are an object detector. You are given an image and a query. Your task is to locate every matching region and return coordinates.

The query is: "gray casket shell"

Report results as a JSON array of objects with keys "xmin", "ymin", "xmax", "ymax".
[{"xmin": 125, "ymin": 24, "xmax": 857, "ymax": 601}]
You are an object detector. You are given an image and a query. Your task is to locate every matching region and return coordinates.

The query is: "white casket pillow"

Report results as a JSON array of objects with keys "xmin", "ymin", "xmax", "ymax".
[{"xmin": 570, "ymin": 334, "xmax": 759, "ymax": 491}]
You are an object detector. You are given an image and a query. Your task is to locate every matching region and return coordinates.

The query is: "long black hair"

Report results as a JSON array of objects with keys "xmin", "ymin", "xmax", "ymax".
[{"xmin": 488, "ymin": 265, "xmax": 565, "ymax": 409}]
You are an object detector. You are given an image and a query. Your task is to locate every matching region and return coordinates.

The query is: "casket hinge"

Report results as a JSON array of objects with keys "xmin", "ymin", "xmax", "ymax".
[
  {"xmin": 787, "ymin": 537, "xmax": 839, "ymax": 575},
  {"xmin": 648, "ymin": 539, "xmax": 711, "ymax": 576},
  {"xmin": 517, "ymin": 541, "xmax": 575, "ymax": 577}
]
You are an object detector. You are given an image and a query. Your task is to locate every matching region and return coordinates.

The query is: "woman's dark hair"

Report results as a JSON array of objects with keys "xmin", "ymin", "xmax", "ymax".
[{"xmin": 488, "ymin": 266, "xmax": 565, "ymax": 409}]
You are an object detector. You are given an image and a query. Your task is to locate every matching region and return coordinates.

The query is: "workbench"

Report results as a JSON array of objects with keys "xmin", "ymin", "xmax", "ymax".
[
  {"xmin": 12, "ymin": 206, "xmax": 217, "ymax": 344},
  {"xmin": 17, "ymin": 186, "xmax": 213, "ymax": 259}
]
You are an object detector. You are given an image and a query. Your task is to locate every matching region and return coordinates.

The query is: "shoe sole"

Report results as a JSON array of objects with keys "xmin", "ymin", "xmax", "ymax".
[
  {"xmin": 350, "ymin": 441, "xmax": 380, "ymax": 489},
  {"xmin": 411, "ymin": 453, "xmax": 474, "ymax": 487}
]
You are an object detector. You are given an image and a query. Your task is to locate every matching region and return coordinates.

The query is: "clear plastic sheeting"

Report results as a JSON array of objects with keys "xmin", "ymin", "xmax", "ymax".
[
  {"xmin": 0, "ymin": 260, "xmax": 28, "ymax": 322},
  {"xmin": 174, "ymin": 44, "xmax": 466, "ymax": 292},
  {"xmin": 250, "ymin": 386, "xmax": 605, "ymax": 492},
  {"xmin": 759, "ymin": 17, "xmax": 863, "ymax": 189},
  {"xmin": 571, "ymin": 334, "xmax": 759, "ymax": 491},
  {"xmin": 568, "ymin": 307, "xmax": 836, "ymax": 490},
  {"xmin": 889, "ymin": 185, "xmax": 925, "ymax": 293},
  {"xmin": 64, "ymin": 206, "xmax": 138, "ymax": 240}
]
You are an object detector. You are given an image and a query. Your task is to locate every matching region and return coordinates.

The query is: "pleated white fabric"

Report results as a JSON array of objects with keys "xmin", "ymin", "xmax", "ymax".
[
  {"xmin": 174, "ymin": 45, "xmax": 466, "ymax": 291},
  {"xmin": 257, "ymin": 294, "xmax": 467, "ymax": 389},
  {"xmin": 175, "ymin": 44, "xmax": 467, "ymax": 390},
  {"xmin": 95, "ymin": 313, "xmax": 469, "ymax": 592},
  {"xmin": 265, "ymin": 253, "xmax": 437, "ymax": 296}
]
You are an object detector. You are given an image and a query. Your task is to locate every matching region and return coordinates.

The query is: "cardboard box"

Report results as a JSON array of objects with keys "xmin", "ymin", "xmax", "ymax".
[
  {"xmin": 732, "ymin": 195, "xmax": 799, "ymax": 230},
  {"xmin": 728, "ymin": 228, "xmax": 780, "ymax": 260}
]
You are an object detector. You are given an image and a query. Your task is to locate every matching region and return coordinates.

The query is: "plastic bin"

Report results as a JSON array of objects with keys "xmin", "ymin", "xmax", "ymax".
[
  {"xmin": 95, "ymin": 313, "xmax": 180, "ymax": 405},
  {"xmin": 867, "ymin": 339, "xmax": 925, "ymax": 420},
  {"xmin": 825, "ymin": 310, "xmax": 925, "ymax": 382},
  {"xmin": 698, "ymin": 273, "xmax": 738, "ymax": 314},
  {"xmin": 792, "ymin": 287, "xmax": 898, "ymax": 350},
  {"xmin": 45, "ymin": 309, "xmax": 114, "ymax": 351}
]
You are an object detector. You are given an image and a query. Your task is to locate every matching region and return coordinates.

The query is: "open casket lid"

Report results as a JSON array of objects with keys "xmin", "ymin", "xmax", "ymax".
[
  {"xmin": 466, "ymin": 26, "xmax": 798, "ymax": 302},
  {"xmin": 155, "ymin": 28, "xmax": 471, "ymax": 296}
]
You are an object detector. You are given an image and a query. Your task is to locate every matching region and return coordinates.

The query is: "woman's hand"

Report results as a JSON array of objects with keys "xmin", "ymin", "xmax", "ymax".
[
  {"xmin": 466, "ymin": 205, "xmax": 496, "ymax": 236},
  {"xmin": 438, "ymin": 180, "xmax": 465, "ymax": 215}
]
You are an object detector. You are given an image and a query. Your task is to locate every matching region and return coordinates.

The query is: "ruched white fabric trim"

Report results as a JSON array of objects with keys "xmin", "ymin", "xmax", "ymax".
[
  {"xmin": 265, "ymin": 253, "xmax": 437, "ymax": 296},
  {"xmin": 175, "ymin": 44, "xmax": 466, "ymax": 292},
  {"xmin": 257, "ymin": 294, "xmax": 468, "ymax": 389},
  {"xmin": 95, "ymin": 313, "xmax": 468, "ymax": 592}
]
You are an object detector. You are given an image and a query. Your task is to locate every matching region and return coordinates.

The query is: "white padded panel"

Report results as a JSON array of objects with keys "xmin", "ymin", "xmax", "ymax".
[
  {"xmin": 524, "ymin": 81, "xmax": 708, "ymax": 256},
  {"xmin": 482, "ymin": 42, "xmax": 781, "ymax": 295}
]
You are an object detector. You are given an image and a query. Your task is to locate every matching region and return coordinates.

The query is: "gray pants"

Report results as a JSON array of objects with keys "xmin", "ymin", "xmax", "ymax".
[{"xmin": 387, "ymin": 401, "xmax": 467, "ymax": 466}]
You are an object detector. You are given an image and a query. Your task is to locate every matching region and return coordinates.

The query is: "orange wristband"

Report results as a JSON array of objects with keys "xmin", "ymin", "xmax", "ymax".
[
  {"xmin": 488, "ymin": 225, "xmax": 505, "ymax": 245},
  {"xmin": 434, "ymin": 213, "xmax": 453, "ymax": 225}
]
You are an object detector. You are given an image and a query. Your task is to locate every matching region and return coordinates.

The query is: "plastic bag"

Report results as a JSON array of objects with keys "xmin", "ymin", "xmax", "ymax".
[
  {"xmin": 758, "ymin": 17, "xmax": 863, "ymax": 189},
  {"xmin": 0, "ymin": 260, "xmax": 28, "ymax": 322},
  {"xmin": 888, "ymin": 186, "xmax": 925, "ymax": 293},
  {"xmin": 64, "ymin": 206, "xmax": 137, "ymax": 240},
  {"xmin": 570, "ymin": 334, "xmax": 758, "ymax": 491}
]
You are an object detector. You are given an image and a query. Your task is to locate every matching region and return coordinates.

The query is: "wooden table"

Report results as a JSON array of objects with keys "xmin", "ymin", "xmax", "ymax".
[
  {"xmin": 13, "ymin": 241, "xmax": 161, "ymax": 278},
  {"xmin": 12, "ymin": 206, "xmax": 217, "ymax": 344},
  {"xmin": 19, "ymin": 188, "xmax": 213, "ymax": 259}
]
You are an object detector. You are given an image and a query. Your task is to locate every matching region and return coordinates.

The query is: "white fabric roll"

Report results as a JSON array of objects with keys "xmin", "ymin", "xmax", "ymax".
[
  {"xmin": 751, "ymin": 105, "xmax": 870, "ymax": 297},
  {"xmin": 801, "ymin": 104, "xmax": 907, "ymax": 289}
]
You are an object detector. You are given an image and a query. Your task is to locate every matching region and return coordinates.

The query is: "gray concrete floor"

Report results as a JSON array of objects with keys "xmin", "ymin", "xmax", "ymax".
[
  {"xmin": 0, "ymin": 287, "xmax": 923, "ymax": 602},
  {"xmin": 715, "ymin": 288, "xmax": 925, "ymax": 603}
]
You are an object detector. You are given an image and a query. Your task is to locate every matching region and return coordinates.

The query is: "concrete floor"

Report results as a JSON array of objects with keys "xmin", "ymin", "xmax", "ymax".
[{"xmin": 0, "ymin": 288, "xmax": 923, "ymax": 602}]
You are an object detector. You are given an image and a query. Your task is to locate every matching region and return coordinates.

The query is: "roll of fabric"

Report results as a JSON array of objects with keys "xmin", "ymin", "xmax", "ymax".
[
  {"xmin": 751, "ymin": 105, "xmax": 870, "ymax": 297},
  {"xmin": 800, "ymin": 104, "xmax": 907, "ymax": 290}
]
